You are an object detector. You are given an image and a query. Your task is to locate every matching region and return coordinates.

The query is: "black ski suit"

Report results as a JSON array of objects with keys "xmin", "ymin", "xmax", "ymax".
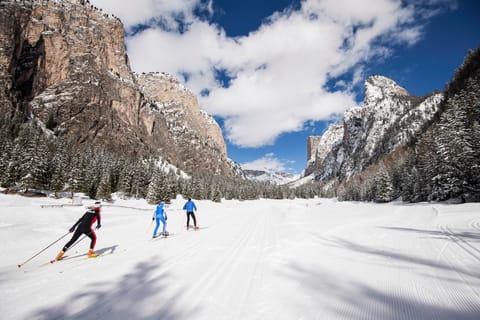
[{"xmin": 62, "ymin": 208, "xmax": 101, "ymax": 251}]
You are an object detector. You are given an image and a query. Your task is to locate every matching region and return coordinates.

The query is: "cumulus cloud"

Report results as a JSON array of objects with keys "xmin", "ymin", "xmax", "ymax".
[
  {"xmin": 241, "ymin": 153, "xmax": 290, "ymax": 173},
  {"xmin": 91, "ymin": 0, "xmax": 450, "ymax": 148},
  {"xmin": 91, "ymin": 0, "xmax": 212, "ymax": 32}
]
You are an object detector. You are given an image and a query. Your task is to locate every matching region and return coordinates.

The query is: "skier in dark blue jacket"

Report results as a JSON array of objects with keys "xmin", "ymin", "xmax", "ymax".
[
  {"xmin": 183, "ymin": 198, "xmax": 198, "ymax": 230},
  {"xmin": 152, "ymin": 201, "xmax": 168, "ymax": 238}
]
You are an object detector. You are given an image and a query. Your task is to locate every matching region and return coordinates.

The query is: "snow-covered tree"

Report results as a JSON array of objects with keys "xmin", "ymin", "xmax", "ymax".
[
  {"xmin": 146, "ymin": 168, "xmax": 168, "ymax": 204},
  {"xmin": 374, "ymin": 166, "xmax": 395, "ymax": 202},
  {"xmin": 97, "ymin": 170, "xmax": 113, "ymax": 201}
]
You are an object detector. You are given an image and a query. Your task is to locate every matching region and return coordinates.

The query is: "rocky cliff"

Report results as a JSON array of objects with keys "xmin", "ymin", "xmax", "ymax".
[
  {"xmin": 306, "ymin": 75, "xmax": 444, "ymax": 182},
  {"xmin": 135, "ymin": 72, "xmax": 233, "ymax": 175},
  {"xmin": 0, "ymin": 0, "xmax": 236, "ymax": 176}
]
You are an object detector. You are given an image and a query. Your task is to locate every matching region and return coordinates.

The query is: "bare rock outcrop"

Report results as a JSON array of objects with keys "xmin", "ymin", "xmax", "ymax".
[{"xmin": 0, "ymin": 0, "xmax": 235, "ymax": 176}]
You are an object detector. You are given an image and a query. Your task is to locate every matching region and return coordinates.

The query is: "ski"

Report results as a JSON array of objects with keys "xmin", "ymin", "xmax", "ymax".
[
  {"xmin": 49, "ymin": 254, "xmax": 75, "ymax": 264},
  {"xmin": 49, "ymin": 255, "xmax": 82, "ymax": 264},
  {"xmin": 152, "ymin": 232, "xmax": 173, "ymax": 240},
  {"xmin": 49, "ymin": 252, "xmax": 111, "ymax": 264},
  {"xmin": 186, "ymin": 226, "xmax": 204, "ymax": 231},
  {"xmin": 48, "ymin": 256, "xmax": 68, "ymax": 264}
]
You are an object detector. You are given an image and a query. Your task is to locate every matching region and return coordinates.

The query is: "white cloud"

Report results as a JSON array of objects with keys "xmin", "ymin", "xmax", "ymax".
[
  {"xmin": 90, "ymin": 0, "xmax": 207, "ymax": 32},
  {"xmin": 91, "ymin": 0, "xmax": 450, "ymax": 148},
  {"xmin": 241, "ymin": 153, "xmax": 289, "ymax": 172}
]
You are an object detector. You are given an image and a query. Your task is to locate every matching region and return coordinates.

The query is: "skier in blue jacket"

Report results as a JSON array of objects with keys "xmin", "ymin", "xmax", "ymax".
[
  {"xmin": 152, "ymin": 201, "xmax": 168, "ymax": 238},
  {"xmin": 183, "ymin": 198, "xmax": 198, "ymax": 230}
]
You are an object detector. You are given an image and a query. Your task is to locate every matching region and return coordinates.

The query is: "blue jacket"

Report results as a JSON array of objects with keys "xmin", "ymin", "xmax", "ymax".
[
  {"xmin": 183, "ymin": 200, "xmax": 197, "ymax": 212},
  {"xmin": 154, "ymin": 203, "xmax": 166, "ymax": 220}
]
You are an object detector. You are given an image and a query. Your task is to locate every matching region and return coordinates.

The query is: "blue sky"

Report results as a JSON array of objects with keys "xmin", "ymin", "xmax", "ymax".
[{"xmin": 91, "ymin": 0, "xmax": 480, "ymax": 175}]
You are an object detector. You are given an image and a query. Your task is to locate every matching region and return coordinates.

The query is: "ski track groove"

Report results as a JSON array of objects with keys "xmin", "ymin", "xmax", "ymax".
[
  {"xmin": 405, "ymin": 211, "xmax": 442, "ymax": 320},
  {"xmin": 5, "ymin": 200, "xmax": 480, "ymax": 320},
  {"xmin": 445, "ymin": 226, "xmax": 480, "ymax": 260},
  {"xmin": 435, "ymin": 223, "xmax": 480, "ymax": 309},
  {"xmin": 105, "ymin": 234, "xmax": 203, "ymax": 318},
  {"xmin": 393, "ymin": 209, "xmax": 438, "ymax": 320},
  {"xmin": 228, "ymin": 210, "xmax": 267, "ymax": 320},
  {"xmin": 439, "ymin": 224, "xmax": 480, "ymax": 264},
  {"xmin": 430, "ymin": 224, "xmax": 465, "ymax": 317},
  {"xmin": 155, "ymin": 233, "xmax": 204, "ymax": 270},
  {"xmin": 470, "ymin": 219, "xmax": 480, "ymax": 232},
  {"xmin": 236, "ymin": 209, "xmax": 273, "ymax": 320},
  {"xmin": 179, "ymin": 211, "xmax": 262, "ymax": 318},
  {"xmin": 253, "ymin": 207, "xmax": 282, "ymax": 319}
]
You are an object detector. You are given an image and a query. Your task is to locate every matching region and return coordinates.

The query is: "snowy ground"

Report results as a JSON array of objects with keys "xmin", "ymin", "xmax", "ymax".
[{"xmin": 1, "ymin": 193, "xmax": 480, "ymax": 320}]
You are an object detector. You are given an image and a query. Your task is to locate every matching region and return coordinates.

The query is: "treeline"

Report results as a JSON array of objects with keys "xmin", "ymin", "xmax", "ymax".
[{"xmin": 0, "ymin": 118, "xmax": 322, "ymax": 202}]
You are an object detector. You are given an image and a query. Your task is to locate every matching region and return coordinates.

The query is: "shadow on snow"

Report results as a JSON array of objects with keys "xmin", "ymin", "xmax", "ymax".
[
  {"xmin": 378, "ymin": 226, "xmax": 480, "ymax": 241},
  {"xmin": 285, "ymin": 261, "xmax": 480, "ymax": 320},
  {"xmin": 322, "ymin": 237, "xmax": 480, "ymax": 279},
  {"xmin": 30, "ymin": 257, "xmax": 198, "ymax": 320}
]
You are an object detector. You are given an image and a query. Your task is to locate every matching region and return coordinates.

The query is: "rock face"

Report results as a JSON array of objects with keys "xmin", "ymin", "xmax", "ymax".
[
  {"xmin": 135, "ymin": 72, "xmax": 232, "ymax": 175},
  {"xmin": 306, "ymin": 75, "xmax": 444, "ymax": 182},
  {"xmin": 0, "ymin": 0, "xmax": 235, "ymax": 176}
]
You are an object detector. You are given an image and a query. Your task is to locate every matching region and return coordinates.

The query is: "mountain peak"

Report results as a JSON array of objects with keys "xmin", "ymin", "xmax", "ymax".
[
  {"xmin": 364, "ymin": 75, "xmax": 409, "ymax": 105},
  {"xmin": 304, "ymin": 73, "xmax": 444, "ymax": 184}
]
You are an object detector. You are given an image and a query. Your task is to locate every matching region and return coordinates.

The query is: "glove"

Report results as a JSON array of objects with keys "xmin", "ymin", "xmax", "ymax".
[
  {"xmin": 95, "ymin": 224, "xmax": 101, "ymax": 230},
  {"xmin": 152, "ymin": 217, "xmax": 155, "ymax": 221},
  {"xmin": 165, "ymin": 216, "xmax": 168, "ymax": 221},
  {"xmin": 69, "ymin": 227, "xmax": 75, "ymax": 233}
]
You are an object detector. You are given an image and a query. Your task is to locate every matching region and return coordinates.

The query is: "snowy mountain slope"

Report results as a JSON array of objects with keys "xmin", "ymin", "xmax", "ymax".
[
  {"xmin": 307, "ymin": 75, "xmax": 443, "ymax": 181},
  {"xmin": 242, "ymin": 169, "xmax": 299, "ymax": 185},
  {"xmin": 2, "ymin": 194, "xmax": 480, "ymax": 319},
  {"xmin": 301, "ymin": 49, "xmax": 480, "ymax": 202}
]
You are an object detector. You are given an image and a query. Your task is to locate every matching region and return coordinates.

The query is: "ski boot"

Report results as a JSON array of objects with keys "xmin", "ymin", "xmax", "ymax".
[
  {"xmin": 55, "ymin": 250, "xmax": 65, "ymax": 261},
  {"xmin": 88, "ymin": 248, "xmax": 99, "ymax": 258}
]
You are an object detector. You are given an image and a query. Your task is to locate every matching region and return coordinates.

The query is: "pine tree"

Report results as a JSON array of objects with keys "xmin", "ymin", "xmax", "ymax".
[
  {"xmin": 415, "ymin": 128, "xmax": 439, "ymax": 201},
  {"xmin": 68, "ymin": 153, "xmax": 87, "ymax": 195},
  {"xmin": 374, "ymin": 166, "xmax": 395, "ymax": 202},
  {"xmin": 16, "ymin": 125, "xmax": 38, "ymax": 190},
  {"xmin": 0, "ymin": 138, "xmax": 13, "ymax": 186},
  {"xmin": 165, "ymin": 171, "xmax": 178, "ymax": 201},
  {"xmin": 118, "ymin": 161, "xmax": 135, "ymax": 196},
  {"xmin": 97, "ymin": 171, "xmax": 113, "ymax": 201},
  {"xmin": 210, "ymin": 184, "xmax": 222, "ymax": 202},
  {"xmin": 49, "ymin": 140, "xmax": 70, "ymax": 197},
  {"xmin": 146, "ymin": 168, "xmax": 168, "ymax": 204},
  {"xmin": 469, "ymin": 120, "xmax": 480, "ymax": 200},
  {"xmin": 431, "ymin": 94, "xmax": 473, "ymax": 200}
]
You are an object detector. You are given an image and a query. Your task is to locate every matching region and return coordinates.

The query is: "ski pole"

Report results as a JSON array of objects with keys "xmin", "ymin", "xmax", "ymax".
[{"xmin": 17, "ymin": 231, "xmax": 70, "ymax": 268}]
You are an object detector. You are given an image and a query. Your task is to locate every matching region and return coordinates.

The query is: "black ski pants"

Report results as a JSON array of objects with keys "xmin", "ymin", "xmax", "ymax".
[
  {"xmin": 62, "ymin": 226, "xmax": 96, "ymax": 251},
  {"xmin": 186, "ymin": 212, "xmax": 197, "ymax": 227}
]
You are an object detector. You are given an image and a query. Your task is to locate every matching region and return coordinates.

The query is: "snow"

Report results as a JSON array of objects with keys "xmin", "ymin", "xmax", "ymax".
[
  {"xmin": 1, "ymin": 194, "xmax": 480, "ymax": 319},
  {"xmin": 364, "ymin": 75, "xmax": 409, "ymax": 105},
  {"xmin": 243, "ymin": 170, "xmax": 300, "ymax": 185},
  {"xmin": 311, "ymin": 123, "xmax": 344, "ymax": 163},
  {"xmin": 289, "ymin": 173, "xmax": 314, "ymax": 188}
]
